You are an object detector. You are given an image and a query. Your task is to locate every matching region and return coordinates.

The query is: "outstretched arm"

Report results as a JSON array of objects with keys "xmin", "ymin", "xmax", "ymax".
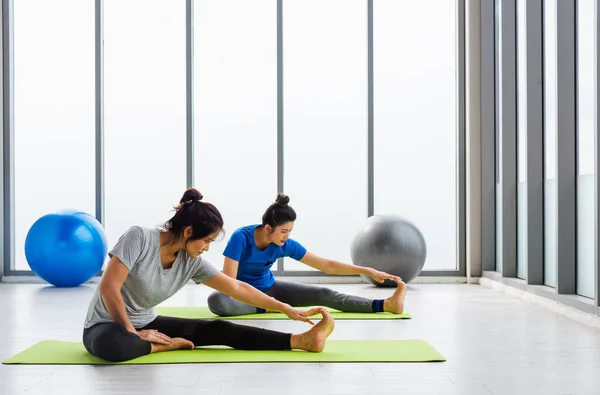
[
  {"xmin": 299, "ymin": 251, "xmax": 402, "ymax": 284},
  {"xmin": 203, "ymin": 273, "xmax": 320, "ymax": 324},
  {"xmin": 299, "ymin": 251, "xmax": 372, "ymax": 275}
]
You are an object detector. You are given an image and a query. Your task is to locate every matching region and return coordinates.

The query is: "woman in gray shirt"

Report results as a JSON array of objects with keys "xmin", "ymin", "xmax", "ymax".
[{"xmin": 83, "ymin": 188, "xmax": 334, "ymax": 362}]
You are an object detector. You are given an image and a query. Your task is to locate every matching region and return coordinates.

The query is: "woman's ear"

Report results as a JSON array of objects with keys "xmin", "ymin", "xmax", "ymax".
[
  {"xmin": 184, "ymin": 226, "xmax": 193, "ymax": 239},
  {"xmin": 264, "ymin": 225, "xmax": 273, "ymax": 234}
]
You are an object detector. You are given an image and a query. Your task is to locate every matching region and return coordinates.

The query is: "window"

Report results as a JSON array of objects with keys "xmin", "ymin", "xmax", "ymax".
[
  {"xmin": 516, "ymin": 0, "xmax": 528, "ymax": 279},
  {"xmin": 103, "ymin": 0, "xmax": 186, "ymax": 254},
  {"xmin": 374, "ymin": 0, "xmax": 458, "ymax": 270},
  {"xmin": 193, "ymin": 0, "xmax": 277, "ymax": 270},
  {"xmin": 576, "ymin": 0, "xmax": 595, "ymax": 298},
  {"xmin": 283, "ymin": 0, "xmax": 367, "ymax": 270},
  {"xmin": 13, "ymin": 0, "xmax": 95, "ymax": 270},
  {"xmin": 543, "ymin": 0, "xmax": 557, "ymax": 287}
]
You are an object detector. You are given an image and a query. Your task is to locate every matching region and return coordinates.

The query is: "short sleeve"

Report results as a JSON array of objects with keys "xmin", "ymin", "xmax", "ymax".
[
  {"xmin": 108, "ymin": 226, "xmax": 145, "ymax": 271},
  {"xmin": 223, "ymin": 230, "xmax": 247, "ymax": 262},
  {"xmin": 191, "ymin": 257, "xmax": 220, "ymax": 284},
  {"xmin": 282, "ymin": 239, "xmax": 307, "ymax": 261}
]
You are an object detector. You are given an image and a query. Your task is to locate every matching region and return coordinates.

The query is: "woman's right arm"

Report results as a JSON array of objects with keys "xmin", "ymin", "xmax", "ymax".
[
  {"xmin": 222, "ymin": 257, "xmax": 239, "ymax": 278},
  {"xmin": 98, "ymin": 256, "xmax": 138, "ymax": 333},
  {"xmin": 98, "ymin": 257, "xmax": 171, "ymax": 344}
]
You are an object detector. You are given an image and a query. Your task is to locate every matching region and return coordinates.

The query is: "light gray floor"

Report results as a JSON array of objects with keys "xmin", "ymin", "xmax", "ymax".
[{"xmin": 0, "ymin": 282, "xmax": 599, "ymax": 395}]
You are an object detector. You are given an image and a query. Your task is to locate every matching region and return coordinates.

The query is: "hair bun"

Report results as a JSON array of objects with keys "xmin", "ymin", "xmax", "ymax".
[
  {"xmin": 180, "ymin": 188, "xmax": 203, "ymax": 205},
  {"xmin": 275, "ymin": 194, "xmax": 290, "ymax": 207}
]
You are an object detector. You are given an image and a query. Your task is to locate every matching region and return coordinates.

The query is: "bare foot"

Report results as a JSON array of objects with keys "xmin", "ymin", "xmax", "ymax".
[
  {"xmin": 150, "ymin": 337, "xmax": 195, "ymax": 354},
  {"xmin": 171, "ymin": 337, "xmax": 195, "ymax": 350},
  {"xmin": 290, "ymin": 309, "xmax": 335, "ymax": 352},
  {"xmin": 383, "ymin": 280, "xmax": 407, "ymax": 314}
]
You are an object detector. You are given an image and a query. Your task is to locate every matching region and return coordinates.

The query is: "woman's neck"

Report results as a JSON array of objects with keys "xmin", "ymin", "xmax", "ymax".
[
  {"xmin": 159, "ymin": 231, "xmax": 182, "ymax": 268},
  {"xmin": 254, "ymin": 226, "xmax": 271, "ymax": 250}
]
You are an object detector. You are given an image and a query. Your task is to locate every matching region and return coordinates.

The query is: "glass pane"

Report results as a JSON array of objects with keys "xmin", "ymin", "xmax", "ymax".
[
  {"xmin": 577, "ymin": 0, "xmax": 595, "ymax": 176},
  {"xmin": 517, "ymin": 186, "xmax": 528, "ymax": 279},
  {"xmin": 13, "ymin": 0, "xmax": 95, "ymax": 270},
  {"xmin": 576, "ymin": 0, "xmax": 595, "ymax": 298},
  {"xmin": 194, "ymin": 0, "xmax": 277, "ymax": 270},
  {"xmin": 283, "ymin": 0, "xmax": 367, "ymax": 271},
  {"xmin": 104, "ymin": 0, "xmax": 186, "ymax": 256},
  {"xmin": 374, "ymin": 0, "xmax": 457, "ymax": 271},
  {"xmin": 544, "ymin": 180, "xmax": 556, "ymax": 286},
  {"xmin": 544, "ymin": 0, "xmax": 557, "ymax": 181},
  {"xmin": 577, "ymin": 178, "xmax": 594, "ymax": 297},
  {"xmin": 543, "ymin": 0, "xmax": 556, "ymax": 287},
  {"xmin": 495, "ymin": 0, "xmax": 503, "ymax": 272},
  {"xmin": 496, "ymin": 189, "xmax": 503, "ymax": 272},
  {"xmin": 517, "ymin": 0, "xmax": 528, "ymax": 185},
  {"xmin": 516, "ymin": 0, "xmax": 527, "ymax": 279}
]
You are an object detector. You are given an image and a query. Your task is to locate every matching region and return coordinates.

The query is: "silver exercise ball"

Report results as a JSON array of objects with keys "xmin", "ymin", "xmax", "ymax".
[{"xmin": 350, "ymin": 215, "xmax": 427, "ymax": 287}]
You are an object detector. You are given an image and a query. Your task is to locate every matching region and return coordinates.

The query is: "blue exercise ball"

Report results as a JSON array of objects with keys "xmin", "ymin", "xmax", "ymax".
[{"xmin": 25, "ymin": 210, "xmax": 108, "ymax": 287}]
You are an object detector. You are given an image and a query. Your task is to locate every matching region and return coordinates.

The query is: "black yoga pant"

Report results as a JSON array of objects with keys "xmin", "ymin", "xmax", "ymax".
[{"xmin": 83, "ymin": 316, "xmax": 292, "ymax": 362}]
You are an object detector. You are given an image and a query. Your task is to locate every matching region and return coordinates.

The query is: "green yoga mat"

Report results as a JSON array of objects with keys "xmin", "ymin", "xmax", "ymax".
[
  {"xmin": 2, "ymin": 340, "xmax": 445, "ymax": 365},
  {"xmin": 154, "ymin": 306, "xmax": 411, "ymax": 320}
]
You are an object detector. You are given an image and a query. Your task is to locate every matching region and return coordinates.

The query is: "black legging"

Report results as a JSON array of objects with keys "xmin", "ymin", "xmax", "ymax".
[{"xmin": 83, "ymin": 316, "xmax": 292, "ymax": 362}]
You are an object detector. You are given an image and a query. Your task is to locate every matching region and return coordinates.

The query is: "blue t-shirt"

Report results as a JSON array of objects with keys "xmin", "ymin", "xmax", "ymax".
[{"xmin": 223, "ymin": 225, "xmax": 307, "ymax": 292}]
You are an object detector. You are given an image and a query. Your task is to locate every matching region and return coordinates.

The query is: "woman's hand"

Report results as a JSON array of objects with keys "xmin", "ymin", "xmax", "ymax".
[
  {"xmin": 369, "ymin": 269, "xmax": 402, "ymax": 285},
  {"xmin": 135, "ymin": 329, "xmax": 172, "ymax": 345},
  {"xmin": 281, "ymin": 305, "xmax": 327, "ymax": 325}
]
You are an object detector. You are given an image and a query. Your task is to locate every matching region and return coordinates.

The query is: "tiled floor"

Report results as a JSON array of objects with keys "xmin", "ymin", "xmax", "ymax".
[{"xmin": 1, "ymin": 282, "xmax": 599, "ymax": 395}]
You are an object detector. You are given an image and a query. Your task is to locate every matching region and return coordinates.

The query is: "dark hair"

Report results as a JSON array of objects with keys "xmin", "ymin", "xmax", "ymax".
[
  {"xmin": 262, "ymin": 194, "xmax": 296, "ymax": 228},
  {"xmin": 163, "ymin": 188, "xmax": 224, "ymax": 243}
]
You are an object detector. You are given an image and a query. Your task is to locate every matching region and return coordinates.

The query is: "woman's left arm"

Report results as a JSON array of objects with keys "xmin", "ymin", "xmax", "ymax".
[
  {"xmin": 300, "ymin": 252, "xmax": 402, "ymax": 284},
  {"xmin": 299, "ymin": 251, "xmax": 370, "ymax": 275}
]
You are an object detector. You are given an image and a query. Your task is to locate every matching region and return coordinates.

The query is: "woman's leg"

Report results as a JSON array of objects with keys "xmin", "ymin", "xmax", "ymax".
[
  {"xmin": 268, "ymin": 280, "xmax": 406, "ymax": 314},
  {"xmin": 207, "ymin": 291, "xmax": 266, "ymax": 316},
  {"xmin": 83, "ymin": 322, "xmax": 151, "ymax": 362},
  {"xmin": 145, "ymin": 313, "xmax": 334, "ymax": 352}
]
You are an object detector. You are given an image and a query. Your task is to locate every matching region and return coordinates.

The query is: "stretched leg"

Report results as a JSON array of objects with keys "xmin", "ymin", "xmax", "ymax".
[
  {"xmin": 146, "ymin": 313, "xmax": 334, "ymax": 352},
  {"xmin": 269, "ymin": 280, "xmax": 407, "ymax": 314},
  {"xmin": 207, "ymin": 291, "xmax": 264, "ymax": 316},
  {"xmin": 268, "ymin": 281, "xmax": 373, "ymax": 313},
  {"xmin": 83, "ymin": 322, "xmax": 151, "ymax": 362}
]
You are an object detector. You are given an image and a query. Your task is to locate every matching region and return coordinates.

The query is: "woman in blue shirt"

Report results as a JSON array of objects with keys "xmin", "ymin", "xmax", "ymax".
[{"xmin": 208, "ymin": 194, "xmax": 407, "ymax": 316}]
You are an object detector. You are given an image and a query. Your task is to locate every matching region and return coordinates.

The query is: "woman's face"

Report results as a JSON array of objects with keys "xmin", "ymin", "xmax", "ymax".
[
  {"xmin": 267, "ymin": 221, "xmax": 294, "ymax": 246},
  {"xmin": 185, "ymin": 229, "xmax": 220, "ymax": 258}
]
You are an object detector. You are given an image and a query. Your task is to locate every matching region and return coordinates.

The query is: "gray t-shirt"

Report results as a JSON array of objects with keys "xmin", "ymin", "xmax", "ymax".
[{"xmin": 84, "ymin": 226, "xmax": 220, "ymax": 329}]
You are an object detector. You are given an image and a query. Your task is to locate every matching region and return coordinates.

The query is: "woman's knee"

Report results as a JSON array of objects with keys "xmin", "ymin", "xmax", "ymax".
[
  {"xmin": 207, "ymin": 292, "xmax": 235, "ymax": 316},
  {"xmin": 83, "ymin": 323, "xmax": 150, "ymax": 362}
]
